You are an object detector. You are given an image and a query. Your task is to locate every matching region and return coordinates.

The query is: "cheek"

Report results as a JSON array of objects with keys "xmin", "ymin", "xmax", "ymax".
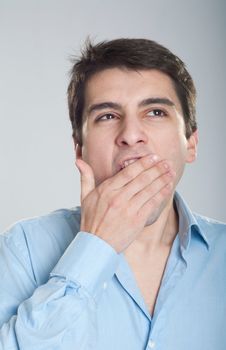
[
  {"xmin": 168, "ymin": 140, "xmax": 188, "ymax": 182},
  {"xmin": 157, "ymin": 133, "xmax": 188, "ymax": 172},
  {"xmin": 82, "ymin": 136, "xmax": 114, "ymax": 183},
  {"xmin": 169, "ymin": 139, "xmax": 187, "ymax": 160}
]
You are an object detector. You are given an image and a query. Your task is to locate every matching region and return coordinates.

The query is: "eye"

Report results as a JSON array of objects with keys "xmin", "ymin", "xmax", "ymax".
[
  {"xmin": 147, "ymin": 109, "xmax": 167, "ymax": 118},
  {"xmin": 96, "ymin": 113, "xmax": 117, "ymax": 121}
]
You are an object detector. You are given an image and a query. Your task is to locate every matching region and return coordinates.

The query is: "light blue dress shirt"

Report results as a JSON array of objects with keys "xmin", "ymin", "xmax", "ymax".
[{"xmin": 0, "ymin": 192, "xmax": 226, "ymax": 350}]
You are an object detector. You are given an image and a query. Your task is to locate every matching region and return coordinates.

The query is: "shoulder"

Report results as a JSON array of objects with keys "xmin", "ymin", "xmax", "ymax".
[
  {"xmin": 194, "ymin": 212, "xmax": 226, "ymax": 232},
  {"xmin": 193, "ymin": 212, "xmax": 226, "ymax": 247},
  {"xmin": 0, "ymin": 207, "xmax": 81, "ymax": 284},
  {"xmin": 2, "ymin": 206, "xmax": 81, "ymax": 244}
]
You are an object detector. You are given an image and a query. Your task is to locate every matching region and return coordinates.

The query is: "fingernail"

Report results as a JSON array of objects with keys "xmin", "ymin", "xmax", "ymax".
[
  {"xmin": 167, "ymin": 169, "xmax": 176, "ymax": 177},
  {"xmin": 163, "ymin": 162, "xmax": 169, "ymax": 169},
  {"xmin": 149, "ymin": 154, "xmax": 159, "ymax": 162}
]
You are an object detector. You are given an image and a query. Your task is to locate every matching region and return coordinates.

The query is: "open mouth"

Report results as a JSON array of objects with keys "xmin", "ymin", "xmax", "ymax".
[{"xmin": 120, "ymin": 157, "xmax": 141, "ymax": 170}]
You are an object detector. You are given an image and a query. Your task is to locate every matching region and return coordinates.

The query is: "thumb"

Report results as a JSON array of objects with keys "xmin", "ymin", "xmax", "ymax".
[{"xmin": 75, "ymin": 159, "xmax": 95, "ymax": 201}]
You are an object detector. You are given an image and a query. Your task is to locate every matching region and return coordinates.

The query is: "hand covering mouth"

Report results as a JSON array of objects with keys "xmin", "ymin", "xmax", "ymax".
[
  {"xmin": 121, "ymin": 158, "xmax": 141, "ymax": 169},
  {"xmin": 117, "ymin": 153, "xmax": 154, "ymax": 172},
  {"xmin": 117, "ymin": 156, "xmax": 144, "ymax": 172}
]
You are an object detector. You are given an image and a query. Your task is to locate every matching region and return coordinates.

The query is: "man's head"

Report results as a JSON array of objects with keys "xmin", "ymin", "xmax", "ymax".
[
  {"xmin": 68, "ymin": 38, "xmax": 198, "ymax": 188},
  {"xmin": 68, "ymin": 38, "xmax": 197, "ymax": 147}
]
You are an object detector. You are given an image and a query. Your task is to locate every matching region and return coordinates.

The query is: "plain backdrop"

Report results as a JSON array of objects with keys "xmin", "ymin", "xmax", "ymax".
[{"xmin": 0, "ymin": 0, "xmax": 226, "ymax": 232}]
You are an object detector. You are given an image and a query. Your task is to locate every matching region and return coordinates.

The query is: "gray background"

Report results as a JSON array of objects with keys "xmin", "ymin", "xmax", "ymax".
[{"xmin": 0, "ymin": 0, "xmax": 225, "ymax": 232}]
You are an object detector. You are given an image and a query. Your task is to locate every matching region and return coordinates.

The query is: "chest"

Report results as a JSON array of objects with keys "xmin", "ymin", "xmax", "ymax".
[
  {"xmin": 125, "ymin": 250, "xmax": 170, "ymax": 316},
  {"xmin": 96, "ymin": 270, "xmax": 226, "ymax": 350},
  {"xmin": 135, "ymin": 264, "xmax": 167, "ymax": 316}
]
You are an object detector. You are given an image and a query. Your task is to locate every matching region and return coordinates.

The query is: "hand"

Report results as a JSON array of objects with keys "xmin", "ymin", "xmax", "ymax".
[{"xmin": 76, "ymin": 155, "xmax": 176, "ymax": 253}]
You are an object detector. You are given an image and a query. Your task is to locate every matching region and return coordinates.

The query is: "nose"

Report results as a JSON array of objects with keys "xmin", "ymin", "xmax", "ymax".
[{"xmin": 115, "ymin": 118, "xmax": 148, "ymax": 147}]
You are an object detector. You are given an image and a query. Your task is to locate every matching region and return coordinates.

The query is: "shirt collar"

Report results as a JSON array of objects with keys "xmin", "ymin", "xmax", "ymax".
[{"xmin": 174, "ymin": 192, "xmax": 210, "ymax": 252}]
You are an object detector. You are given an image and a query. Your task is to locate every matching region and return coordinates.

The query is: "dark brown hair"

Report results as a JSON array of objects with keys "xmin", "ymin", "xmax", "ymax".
[{"xmin": 68, "ymin": 38, "xmax": 197, "ymax": 146}]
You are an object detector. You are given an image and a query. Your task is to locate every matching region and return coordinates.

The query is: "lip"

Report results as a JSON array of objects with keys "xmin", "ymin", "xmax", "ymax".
[{"xmin": 117, "ymin": 154, "xmax": 147, "ymax": 172}]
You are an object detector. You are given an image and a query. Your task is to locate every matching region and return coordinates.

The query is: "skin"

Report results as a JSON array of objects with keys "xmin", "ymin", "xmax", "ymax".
[{"xmin": 75, "ymin": 68, "xmax": 198, "ymax": 253}]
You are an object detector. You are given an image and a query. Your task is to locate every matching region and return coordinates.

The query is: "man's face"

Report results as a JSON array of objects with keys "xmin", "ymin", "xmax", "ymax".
[{"xmin": 76, "ymin": 68, "xmax": 197, "ymax": 187}]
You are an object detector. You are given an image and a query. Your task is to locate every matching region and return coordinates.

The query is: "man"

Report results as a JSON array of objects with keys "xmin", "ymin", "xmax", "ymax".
[{"xmin": 0, "ymin": 38, "xmax": 225, "ymax": 350}]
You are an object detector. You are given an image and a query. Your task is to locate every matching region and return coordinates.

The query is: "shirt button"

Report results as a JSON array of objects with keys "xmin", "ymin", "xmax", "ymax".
[
  {"xmin": 148, "ymin": 340, "xmax": 155, "ymax": 349},
  {"xmin": 103, "ymin": 282, "xmax": 108, "ymax": 289}
]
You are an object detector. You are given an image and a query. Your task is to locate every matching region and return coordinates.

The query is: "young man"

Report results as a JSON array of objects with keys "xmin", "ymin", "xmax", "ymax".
[{"xmin": 0, "ymin": 38, "xmax": 225, "ymax": 350}]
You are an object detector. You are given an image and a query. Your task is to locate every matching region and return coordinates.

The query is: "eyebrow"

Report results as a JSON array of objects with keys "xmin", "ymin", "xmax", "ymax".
[
  {"xmin": 86, "ymin": 97, "xmax": 175, "ymax": 116},
  {"xmin": 138, "ymin": 97, "xmax": 175, "ymax": 108},
  {"xmin": 87, "ymin": 102, "xmax": 121, "ymax": 115}
]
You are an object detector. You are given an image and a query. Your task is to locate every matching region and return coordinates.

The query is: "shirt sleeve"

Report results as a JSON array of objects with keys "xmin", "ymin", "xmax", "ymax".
[{"xmin": 0, "ymin": 223, "xmax": 120, "ymax": 350}]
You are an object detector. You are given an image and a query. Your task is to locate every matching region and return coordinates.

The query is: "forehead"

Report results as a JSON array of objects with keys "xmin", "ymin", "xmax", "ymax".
[{"xmin": 84, "ymin": 67, "xmax": 182, "ymax": 111}]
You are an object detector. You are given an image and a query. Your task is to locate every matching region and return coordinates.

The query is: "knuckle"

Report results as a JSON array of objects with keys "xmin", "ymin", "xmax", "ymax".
[
  {"xmin": 163, "ymin": 182, "xmax": 173, "ymax": 193},
  {"xmin": 157, "ymin": 175, "xmax": 167, "ymax": 186},
  {"xmin": 159, "ymin": 183, "xmax": 172, "ymax": 197},
  {"xmin": 139, "ymin": 157, "xmax": 148, "ymax": 169},
  {"xmin": 140, "ymin": 156, "xmax": 155, "ymax": 170},
  {"xmin": 122, "ymin": 169, "xmax": 134, "ymax": 181},
  {"xmin": 150, "ymin": 196, "xmax": 159, "ymax": 208},
  {"xmin": 108, "ymin": 195, "xmax": 121, "ymax": 209},
  {"xmin": 149, "ymin": 196, "xmax": 158, "ymax": 208},
  {"xmin": 163, "ymin": 173, "xmax": 171, "ymax": 182},
  {"xmin": 145, "ymin": 184, "xmax": 155, "ymax": 197},
  {"xmin": 138, "ymin": 171, "xmax": 150, "ymax": 183},
  {"xmin": 96, "ymin": 184, "xmax": 105, "ymax": 197},
  {"xmin": 97, "ymin": 180, "xmax": 110, "ymax": 196},
  {"xmin": 158, "ymin": 160, "xmax": 170, "ymax": 172}
]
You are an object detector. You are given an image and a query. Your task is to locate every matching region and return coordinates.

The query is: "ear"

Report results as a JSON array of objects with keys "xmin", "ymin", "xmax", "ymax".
[
  {"xmin": 186, "ymin": 130, "xmax": 198, "ymax": 163},
  {"xmin": 73, "ymin": 139, "xmax": 83, "ymax": 160}
]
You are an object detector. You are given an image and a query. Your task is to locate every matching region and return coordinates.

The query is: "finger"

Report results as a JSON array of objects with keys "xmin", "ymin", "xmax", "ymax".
[
  {"xmin": 118, "ymin": 160, "xmax": 174, "ymax": 201},
  {"xmin": 131, "ymin": 169, "xmax": 175, "ymax": 210},
  {"xmin": 75, "ymin": 159, "xmax": 95, "ymax": 201},
  {"xmin": 109, "ymin": 153, "xmax": 161, "ymax": 189},
  {"xmin": 138, "ymin": 181, "xmax": 174, "ymax": 222}
]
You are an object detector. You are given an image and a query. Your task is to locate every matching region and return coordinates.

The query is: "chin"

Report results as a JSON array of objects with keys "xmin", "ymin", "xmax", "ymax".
[
  {"xmin": 144, "ymin": 194, "xmax": 174, "ymax": 227},
  {"xmin": 144, "ymin": 213, "xmax": 160, "ymax": 227}
]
